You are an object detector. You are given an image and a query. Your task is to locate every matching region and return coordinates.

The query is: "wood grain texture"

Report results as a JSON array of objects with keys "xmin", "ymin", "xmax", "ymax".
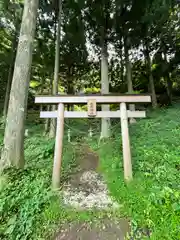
[
  {"xmin": 35, "ymin": 95, "xmax": 151, "ymax": 104},
  {"xmin": 120, "ymin": 103, "xmax": 133, "ymax": 181},
  {"xmin": 52, "ymin": 103, "xmax": 64, "ymax": 189},
  {"xmin": 40, "ymin": 110, "xmax": 146, "ymax": 119}
]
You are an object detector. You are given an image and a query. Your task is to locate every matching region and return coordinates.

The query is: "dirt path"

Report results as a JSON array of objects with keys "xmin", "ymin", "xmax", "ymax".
[
  {"xmin": 55, "ymin": 144, "xmax": 130, "ymax": 240},
  {"xmin": 54, "ymin": 219, "xmax": 130, "ymax": 240},
  {"xmin": 68, "ymin": 144, "xmax": 99, "ymax": 189}
]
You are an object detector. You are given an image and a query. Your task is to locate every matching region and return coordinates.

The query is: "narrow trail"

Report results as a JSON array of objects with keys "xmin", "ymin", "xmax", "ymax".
[
  {"xmin": 55, "ymin": 144, "xmax": 130, "ymax": 240},
  {"xmin": 62, "ymin": 144, "xmax": 119, "ymax": 209}
]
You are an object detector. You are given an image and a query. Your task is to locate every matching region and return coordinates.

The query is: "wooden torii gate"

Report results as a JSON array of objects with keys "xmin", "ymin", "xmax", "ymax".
[{"xmin": 35, "ymin": 94, "xmax": 151, "ymax": 189}]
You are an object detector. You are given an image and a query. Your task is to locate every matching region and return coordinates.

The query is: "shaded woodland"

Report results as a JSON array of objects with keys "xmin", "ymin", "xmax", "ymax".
[{"xmin": 0, "ymin": 1, "xmax": 180, "ymax": 239}]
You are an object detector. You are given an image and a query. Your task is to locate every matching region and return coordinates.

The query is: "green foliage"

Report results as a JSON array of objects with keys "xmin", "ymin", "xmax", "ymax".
[
  {"xmin": 94, "ymin": 105, "xmax": 180, "ymax": 239},
  {"xmin": 0, "ymin": 168, "xmax": 51, "ymax": 239},
  {"xmin": 1, "ymin": 0, "xmax": 180, "ymax": 113},
  {"xmin": 0, "ymin": 125, "xmax": 77, "ymax": 239},
  {"xmin": 1, "ymin": 106, "xmax": 180, "ymax": 238}
]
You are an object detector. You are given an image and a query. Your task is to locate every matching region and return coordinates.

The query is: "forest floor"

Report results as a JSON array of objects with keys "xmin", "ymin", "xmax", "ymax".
[{"xmin": 0, "ymin": 104, "xmax": 180, "ymax": 239}]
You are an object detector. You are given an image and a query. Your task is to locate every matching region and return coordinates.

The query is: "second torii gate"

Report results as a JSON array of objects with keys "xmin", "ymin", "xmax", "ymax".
[{"xmin": 35, "ymin": 94, "xmax": 151, "ymax": 189}]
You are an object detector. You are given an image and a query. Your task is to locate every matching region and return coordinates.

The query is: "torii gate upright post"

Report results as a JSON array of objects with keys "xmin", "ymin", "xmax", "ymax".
[
  {"xmin": 35, "ymin": 94, "xmax": 151, "ymax": 189},
  {"xmin": 120, "ymin": 102, "xmax": 132, "ymax": 181},
  {"xmin": 52, "ymin": 103, "xmax": 64, "ymax": 189}
]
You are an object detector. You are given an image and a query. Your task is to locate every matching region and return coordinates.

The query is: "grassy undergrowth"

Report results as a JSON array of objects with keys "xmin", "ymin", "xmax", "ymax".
[
  {"xmin": 0, "ymin": 105, "xmax": 180, "ymax": 239},
  {"xmin": 0, "ymin": 118, "xmax": 114, "ymax": 239},
  {"xmin": 0, "ymin": 125, "xmax": 78, "ymax": 239},
  {"xmin": 92, "ymin": 105, "xmax": 180, "ymax": 239}
]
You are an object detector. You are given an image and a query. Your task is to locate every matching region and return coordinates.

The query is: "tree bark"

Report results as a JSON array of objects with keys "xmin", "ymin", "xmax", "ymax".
[
  {"xmin": 166, "ymin": 73, "xmax": 173, "ymax": 105},
  {"xmin": 45, "ymin": 76, "xmax": 53, "ymax": 134},
  {"xmin": 67, "ymin": 66, "xmax": 75, "ymax": 111},
  {"xmin": 146, "ymin": 51, "xmax": 157, "ymax": 108},
  {"xmin": 49, "ymin": 0, "xmax": 62, "ymax": 138},
  {"xmin": 3, "ymin": 44, "xmax": 16, "ymax": 118},
  {"xmin": 0, "ymin": 0, "xmax": 39, "ymax": 170},
  {"xmin": 164, "ymin": 53, "xmax": 172, "ymax": 105},
  {"xmin": 3, "ymin": 14, "xmax": 21, "ymax": 119},
  {"xmin": 45, "ymin": 105, "xmax": 50, "ymax": 134},
  {"xmin": 40, "ymin": 75, "xmax": 45, "ymax": 112},
  {"xmin": 100, "ymin": 38, "xmax": 110, "ymax": 138},
  {"xmin": 124, "ymin": 37, "xmax": 136, "ymax": 123},
  {"xmin": 119, "ymin": 43, "xmax": 124, "ymax": 83}
]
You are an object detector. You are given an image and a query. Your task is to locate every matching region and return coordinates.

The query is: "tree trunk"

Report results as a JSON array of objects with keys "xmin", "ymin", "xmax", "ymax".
[
  {"xmin": 3, "ymin": 46, "xmax": 16, "ymax": 119},
  {"xmin": 45, "ymin": 77, "xmax": 53, "ymax": 134},
  {"xmin": 119, "ymin": 44, "xmax": 124, "ymax": 83},
  {"xmin": 3, "ymin": 16, "xmax": 20, "ymax": 119},
  {"xmin": 49, "ymin": 0, "xmax": 62, "ymax": 138},
  {"xmin": 166, "ymin": 74, "xmax": 173, "ymax": 105},
  {"xmin": 124, "ymin": 37, "xmax": 136, "ymax": 123},
  {"xmin": 40, "ymin": 75, "xmax": 45, "ymax": 112},
  {"xmin": 0, "ymin": 0, "xmax": 39, "ymax": 170},
  {"xmin": 164, "ymin": 53, "xmax": 172, "ymax": 105},
  {"xmin": 146, "ymin": 52, "xmax": 157, "ymax": 108},
  {"xmin": 45, "ymin": 105, "xmax": 50, "ymax": 134},
  {"xmin": 100, "ymin": 38, "xmax": 110, "ymax": 138},
  {"xmin": 67, "ymin": 67, "xmax": 74, "ymax": 111}
]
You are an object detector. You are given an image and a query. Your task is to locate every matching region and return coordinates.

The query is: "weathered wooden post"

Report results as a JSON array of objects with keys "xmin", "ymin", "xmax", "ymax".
[
  {"xmin": 35, "ymin": 94, "xmax": 151, "ymax": 186},
  {"xmin": 120, "ymin": 102, "xmax": 133, "ymax": 181},
  {"xmin": 52, "ymin": 103, "xmax": 64, "ymax": 189}
]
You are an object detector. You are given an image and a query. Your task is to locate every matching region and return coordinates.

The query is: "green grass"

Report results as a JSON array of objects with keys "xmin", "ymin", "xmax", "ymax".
[
  {"xmin": 0, "ymin": 119, "xmax": 117, "ymax": 239},
  {"xmin": 91, "ymin": 105, "xmax": 180, "ymax": 239},
  {"xmin": 0, "ymin": 105, "xmax": 180, "ymax": 239},
  {"xmin": 0, "ymin": 118, "xmax": 82, "ymax": 236}
]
